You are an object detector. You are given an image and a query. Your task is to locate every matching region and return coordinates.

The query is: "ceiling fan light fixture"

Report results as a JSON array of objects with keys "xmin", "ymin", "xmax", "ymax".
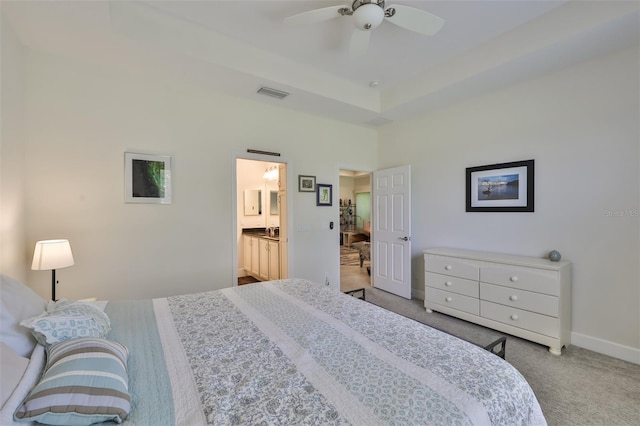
[{"xmin": 352, "ymin": 3, "xmax": 384, "ymax": 31}]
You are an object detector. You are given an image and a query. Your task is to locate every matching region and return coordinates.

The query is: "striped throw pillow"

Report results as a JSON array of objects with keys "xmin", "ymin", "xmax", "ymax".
[{"xmin": 14, "ymin": 337, "xmax": 130, "ymax": 425}]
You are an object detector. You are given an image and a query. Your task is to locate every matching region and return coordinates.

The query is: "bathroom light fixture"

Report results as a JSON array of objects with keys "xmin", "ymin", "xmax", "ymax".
[
  {"xmin": 31, "ymin": 239, "xmax": 75, "ymax": 301},
  {"xmin": 263, "ymin": 166, "xmax": 279, "ymax": 181}
]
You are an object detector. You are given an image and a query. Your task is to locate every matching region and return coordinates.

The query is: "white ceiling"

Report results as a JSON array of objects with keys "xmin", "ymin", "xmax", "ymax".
[{"xmin": 3, "ymin": 0, "xmax": 639, "ymax": 127}]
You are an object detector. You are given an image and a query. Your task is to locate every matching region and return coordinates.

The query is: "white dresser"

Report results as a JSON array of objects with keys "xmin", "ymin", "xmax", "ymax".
[{"xmin": 424, "ymin": 248, "xmax": 571, "ymax": 355}]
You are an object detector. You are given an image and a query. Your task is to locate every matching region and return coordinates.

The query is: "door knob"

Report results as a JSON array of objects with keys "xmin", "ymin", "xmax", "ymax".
[{"xmin": 398, "ymin": 236, "xmax": 410, "ymax": 241}]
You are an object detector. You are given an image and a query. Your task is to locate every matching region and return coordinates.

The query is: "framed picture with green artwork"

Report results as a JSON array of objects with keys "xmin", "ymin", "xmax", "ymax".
[
  {"xmin": 316, "ymin": 184, "xmax": 332, "ymax": 206},
  {"xmin": 124, "ymin": 152, "xmax": 172, "ymax": 204}
]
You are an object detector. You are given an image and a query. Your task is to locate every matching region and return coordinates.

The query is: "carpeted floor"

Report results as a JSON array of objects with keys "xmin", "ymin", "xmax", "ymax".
[{"xmin": 363, "ymin": 286, "xmax": 640, "ymax": 426}]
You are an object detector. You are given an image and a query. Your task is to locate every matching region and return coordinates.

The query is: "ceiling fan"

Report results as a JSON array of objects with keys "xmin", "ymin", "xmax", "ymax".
[{"xmin": 284, "ymin": 0, "xmax": 445, "ymax": 56}]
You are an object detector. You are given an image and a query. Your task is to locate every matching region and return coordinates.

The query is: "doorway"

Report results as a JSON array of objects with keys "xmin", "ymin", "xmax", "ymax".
[
  {"xmin": 236, "ymin": 158, "xmax": 288, "ymax": 285},
  {"xmin": 339, "ymin": 169, "xmax": 372, "ymax": 293}
]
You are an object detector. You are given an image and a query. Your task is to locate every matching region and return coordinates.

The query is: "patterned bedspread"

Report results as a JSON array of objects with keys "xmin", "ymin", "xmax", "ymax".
[{"xmin": 109, "ymin": 279, "xmax": 546, "ymax": 425}]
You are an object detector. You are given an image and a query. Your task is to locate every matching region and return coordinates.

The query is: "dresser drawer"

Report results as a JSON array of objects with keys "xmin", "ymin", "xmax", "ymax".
[
  {"xmin": 425, "ymin": 254, "xmax": 479, "ymax": 281},
  {"xmin": 426, "ymin": 272, "xmax": 479, "ymax": 298},
  {"xmin": 480, "ymin": 283, "xmax": 558, "ymax": 317},
  {"xmin": 481, "ymin": 301, "xmax": 559, "ymax": 338},
  {"xmin": 481, "ymin": 265, "xmax": 559, "ymax": 296},
  {"xmin": 425, "ymin": 287, "xmax": 479, "ymax": 315}
]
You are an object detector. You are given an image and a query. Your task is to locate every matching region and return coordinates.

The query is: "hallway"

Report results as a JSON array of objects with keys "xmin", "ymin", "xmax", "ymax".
[{"xmin": 340, "ymin": 245, "xmax": 370, "ymax": 293}]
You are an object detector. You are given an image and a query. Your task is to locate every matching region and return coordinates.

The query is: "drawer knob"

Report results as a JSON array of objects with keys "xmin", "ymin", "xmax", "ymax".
[
  {"xmin": 445, "ymin": 265, "xmax": 452, "ymax": 271},
  {"xmin": 510, "ymin": 314, "xmax": 519, "ymax": 321},
  {"xmin": 445, "ymin": 297, "xmax": 452, "ymax": 302},
  {"xmin": 509, "ymin": 295, "xmax": 518, "ymax": 301},
  {"xmin": 510, "ymin": 276, "xmax": 519, "ymax": 282},
  {"xmin": 445, "ymin": 281, "xmax": 452, "ymax": 286}
]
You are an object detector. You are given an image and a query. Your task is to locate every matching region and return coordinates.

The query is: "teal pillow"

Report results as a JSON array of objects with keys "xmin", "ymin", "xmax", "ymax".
[{"xmin": 14, "ymin": 337, "xmax": 130, "ymax": 425}]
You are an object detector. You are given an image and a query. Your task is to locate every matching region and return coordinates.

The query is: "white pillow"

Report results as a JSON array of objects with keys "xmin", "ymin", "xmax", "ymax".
[
  {"xmin": 0, "ymin": 275, "xmax": 46, "ymax": 357},
  {"xmin": 0, "ymin": 342, "xmax": 29, "ymax": 410},
  {"xmin": 0, "ymin": 344, "xmax": 45, "ymax": 426}
]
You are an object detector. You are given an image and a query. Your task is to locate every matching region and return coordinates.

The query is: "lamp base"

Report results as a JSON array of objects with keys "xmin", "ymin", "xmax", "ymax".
[{"xmin": 51, "ymin": 269, "xmax": 57, "ymax": 301}]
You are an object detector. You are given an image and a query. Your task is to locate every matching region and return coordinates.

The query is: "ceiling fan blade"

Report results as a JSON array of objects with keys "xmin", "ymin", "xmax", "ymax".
[
  {"xmin": 349, "ymin": 29, "xmax": 371, "ymax": 57},
  {"xmin": 284, "ymin": 5, "xmax": 346, "ymax": 26},
  {"xmin": 384, "ymin": 4, "xmax": 445, "ymax": 36}
]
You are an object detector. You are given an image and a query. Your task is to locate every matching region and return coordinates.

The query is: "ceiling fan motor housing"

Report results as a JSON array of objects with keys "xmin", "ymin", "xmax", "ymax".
[{"xmin": 352, "ymin": 0, "xmax": 385, "ymax": 30}]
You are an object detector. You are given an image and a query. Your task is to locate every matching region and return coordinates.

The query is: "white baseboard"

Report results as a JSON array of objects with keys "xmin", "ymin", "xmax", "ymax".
[
  {"xmin": 571, "ymin": 332, "xmax": 640, "ymax": 364},
  {"xmin": 413, "ymin": 288, "xmax": 425, "ymax": 301}
]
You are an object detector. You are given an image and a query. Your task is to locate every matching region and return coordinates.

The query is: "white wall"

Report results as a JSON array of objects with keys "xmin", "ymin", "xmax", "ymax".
[
  {"xmin": 378, "ymin": 47, "xmax": 640, "ymax": 361},
  {"xmin": 19, "ymin": 48, "xmax": 377, "ymax": 300},
  {"xmin": 0, "ymin": 19, "xmax": 27, "ymax": 282},
  {"xmin": 339, "ymin": 176, "xmax": 356, "ymax": 204}
]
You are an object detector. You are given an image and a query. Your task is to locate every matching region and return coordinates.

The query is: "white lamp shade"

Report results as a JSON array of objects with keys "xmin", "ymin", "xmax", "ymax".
[{"xmin": 31, "ymin": 239, "xmax": 75, "ymax": 271}]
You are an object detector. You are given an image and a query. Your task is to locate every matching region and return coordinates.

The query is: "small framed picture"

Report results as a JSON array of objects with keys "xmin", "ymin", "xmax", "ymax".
[
  {"xmin": 298, "ymin": 175, "xmax": 316, "ymax": 192},
  {"xmin": 316, "ymin": 184, "xmax": 332, "ymax": 206},
  {"xmin": 124, "ymin": 152, "xmax": 172, "ymax": 204},
  {"xmin": 466, "ymin": 159, "xmax": 534, "ymax": 212}
]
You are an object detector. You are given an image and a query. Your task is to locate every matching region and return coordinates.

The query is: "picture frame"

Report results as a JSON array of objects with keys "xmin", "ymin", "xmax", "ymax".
[
  {"xmin": 124, "ymin": 152, "xmax": 172, "ymax": 204},
  {"xmin": 298, "ymin": 175, "xmax": 316, "ymax": 192},
  {"xmin": 466, "ymin": 159, "xmax": 534, "ymax": 212},
  {"xmin": 316, "ymin": 184, "xmax": 332, "ymax": 206}
]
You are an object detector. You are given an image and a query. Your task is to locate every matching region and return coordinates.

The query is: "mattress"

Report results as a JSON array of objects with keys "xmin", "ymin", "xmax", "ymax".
[
  {"xmin": 6, "ymin": 278, "xmax": 547, "ymax": 425},
  {"xmin": 113, "ymin": 279, "xmax": 546, "ymax": 425}
]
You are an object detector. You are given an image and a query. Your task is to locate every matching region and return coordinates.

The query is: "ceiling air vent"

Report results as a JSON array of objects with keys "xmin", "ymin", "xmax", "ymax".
[{"xmin": 257, "ymin": 86, "xmax": 290, "ymax": 100}]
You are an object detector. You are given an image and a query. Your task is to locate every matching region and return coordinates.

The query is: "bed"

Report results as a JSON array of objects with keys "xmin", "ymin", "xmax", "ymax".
[{"xmin": 1, "ymin": 276, "xmax": 546, "ymax": 425}]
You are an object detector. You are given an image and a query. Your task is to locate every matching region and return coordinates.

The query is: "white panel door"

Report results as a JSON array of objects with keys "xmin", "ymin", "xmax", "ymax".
[{"xmin": 372, "ymin": 165, "xmax": 411, "ymax": 298}]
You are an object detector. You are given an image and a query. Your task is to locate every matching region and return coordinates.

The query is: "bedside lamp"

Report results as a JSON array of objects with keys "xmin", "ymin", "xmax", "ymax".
[{"xmin": 31, "ymin": 239, "xmax": 74, "ymax": 301}]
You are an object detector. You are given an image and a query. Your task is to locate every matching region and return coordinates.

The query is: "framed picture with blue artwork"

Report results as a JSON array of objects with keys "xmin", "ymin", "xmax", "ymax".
[{"xmin": 466, "ymin": 159, "xmax": 534, "ymax": 212}]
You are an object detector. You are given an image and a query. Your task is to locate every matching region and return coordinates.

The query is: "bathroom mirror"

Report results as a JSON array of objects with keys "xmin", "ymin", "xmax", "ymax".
[
  {"xmin": 270, "ymin": 191, "xmax": 279, "ymax": 215},
  {"xmin": 244, "ymin": 189, "xmax": 262, "ymax": 216}
]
